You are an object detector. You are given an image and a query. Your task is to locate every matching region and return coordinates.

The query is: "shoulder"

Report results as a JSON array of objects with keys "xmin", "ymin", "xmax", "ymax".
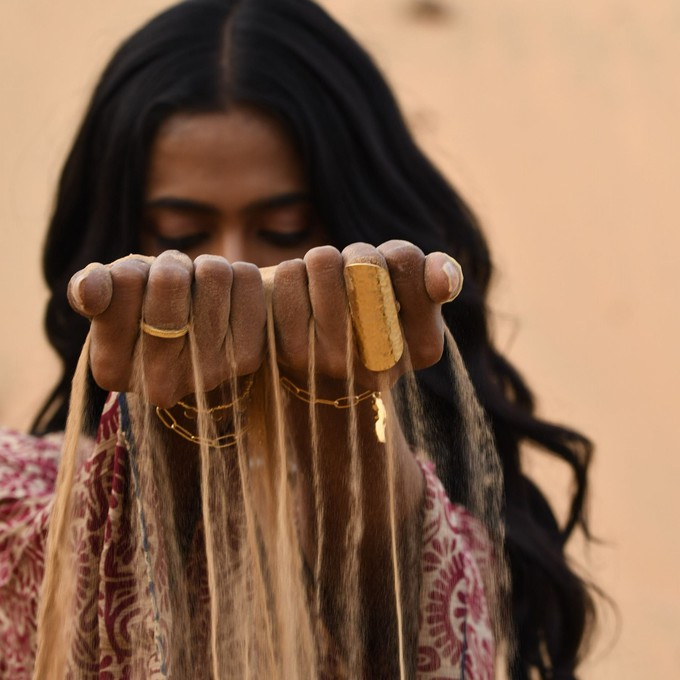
[
  {"xmin": 0, "ymin": 428, "xmax": 62, "ymax": 680},
  {"xmin": 0, "ymin": 427, "xmax": 62, "ymax": 501},
  {"xmin": 0, "ymin": 426, "xmax": 62, "ymax": 567}
]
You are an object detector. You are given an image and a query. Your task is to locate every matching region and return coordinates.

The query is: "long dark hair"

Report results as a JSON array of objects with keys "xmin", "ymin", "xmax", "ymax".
[{"xmin": 34, "ymin": 0, "xmax": 596, "ymax": 676}]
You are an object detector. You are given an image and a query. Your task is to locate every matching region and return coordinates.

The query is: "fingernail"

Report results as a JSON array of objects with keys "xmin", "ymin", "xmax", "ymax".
[
  {"xmin": 443, "ymin": 257, "xmax": 464, "ymax": 301},
  {"xmin": 69, "ymin": 272, "xmax": 87, "ymax": 311}
]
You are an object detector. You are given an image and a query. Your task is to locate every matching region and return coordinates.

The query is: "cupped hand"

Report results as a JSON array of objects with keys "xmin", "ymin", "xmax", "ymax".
[
  {"xmin": 67, "ymin": 242, "xmax": 462, "ymax": 406},
  {"xmin": 273, "ymin": 240, "xmax": 462, "ymax": 390},
  {"xmin": 67, "ymin": 250, "xmax": 266, "ymax": 407}
]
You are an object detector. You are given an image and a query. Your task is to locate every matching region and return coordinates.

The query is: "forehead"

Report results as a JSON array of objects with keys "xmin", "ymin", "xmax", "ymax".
[{"xmin": 146, "ymin": 108, "xmax": 306, "ymax": 202}]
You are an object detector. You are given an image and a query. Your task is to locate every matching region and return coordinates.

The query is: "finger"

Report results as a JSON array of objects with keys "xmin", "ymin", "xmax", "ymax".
[
  {"xmin": 192, "ymin": 255, "xmax": 233, "ymax": 390},
  {"xmin": 341, "ymin": 242, "xmax": 386, "ymax": 268},
  {"xmin": 89, "ymin": 257, "xmax": 150, "ymax": 393},
  {"xmin": 110, "ymin": 253, "xmax": 155, "ymax": 267},
  {"xmin": 342, "ymin": 242, "xmax": 398, "ymax": 373},
  {"xmin": 272, "ymin": 258, "xmax": 310, "ymax": 374},
  {"xmin": 304, "ymin": 246, "xmax": 349, "ymax": 378},
  {"xmin": 229, "ymin": 261, "xmax": 266, "ymax": 376},
  {"xmin": 141, "ymin": 250, "xmax": 193, "ymax": 404},
  {"xmin": 68, "ymin": 263, "xmax": 113, "ymax": 318},
  {"xmin": 424, "ymin": 252, "xmax": 464, "ymax": 304},
  {"xmin": 378, "ymin": 240, "xmax": 443, "ymax": 369},
  {"xmin": 378, "ymin": 238, "xmax": 428, "ymax": 319}
]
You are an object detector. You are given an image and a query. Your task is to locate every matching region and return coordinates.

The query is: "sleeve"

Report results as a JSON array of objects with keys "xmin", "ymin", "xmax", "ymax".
[
  {"xmin": 0, "ymin": 428, "xmax": 61, "ymax": 680},
  {"xmin": 416, "ymin": 460, "xmax": 496, "ymax": 680},
  {"xmin": 0, "ymin": 398, "xmax": 158, "ymax": 680}
]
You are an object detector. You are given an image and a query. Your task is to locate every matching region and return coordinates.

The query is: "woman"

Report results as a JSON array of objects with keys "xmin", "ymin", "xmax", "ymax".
[{"xmin": 0, "ymin": 0, "xmax": 595, "ymax": 677}]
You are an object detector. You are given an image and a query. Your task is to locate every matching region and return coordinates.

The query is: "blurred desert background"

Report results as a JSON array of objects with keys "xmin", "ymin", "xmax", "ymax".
[{"xmin": 1, "ymin": 0, "xmax": 678, "ymax": 677}]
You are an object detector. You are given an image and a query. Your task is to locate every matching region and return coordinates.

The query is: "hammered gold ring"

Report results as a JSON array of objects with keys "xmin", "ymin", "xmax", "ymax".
[{"xmin": 140, "ymin": 321, "xmax": 190, "ymax": 339}]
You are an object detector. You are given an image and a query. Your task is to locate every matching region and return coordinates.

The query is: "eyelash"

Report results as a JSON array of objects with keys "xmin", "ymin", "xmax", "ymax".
[
  {"xmin": 152, "ymin": 226, "xmax": 314, "ymax": 253},
  {"xmin": 153, "ymin": 233, "xmax": 210, "ymax": 251},
  {"xmin": 257, "ymin": 227, "xmax": 313, "ymax": 248}
]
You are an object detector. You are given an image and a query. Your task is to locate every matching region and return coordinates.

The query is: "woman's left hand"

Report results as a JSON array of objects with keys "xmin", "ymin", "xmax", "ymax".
[{"xmin": 272, "ymin": 240, "xmax": 462, "ymax": 390}]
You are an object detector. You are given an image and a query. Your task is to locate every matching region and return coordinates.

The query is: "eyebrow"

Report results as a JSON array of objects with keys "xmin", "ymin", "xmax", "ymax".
[
  {"xmin": 144, "ymin": 197, "xmax": 219, "ymax": 215},
  {"xmin": 144, "ymin": 191, "xmax": 311, "ymax": 216},
  {"xmin": 244, "ymin": 191, "xmax": 311, "ymax": 213}
]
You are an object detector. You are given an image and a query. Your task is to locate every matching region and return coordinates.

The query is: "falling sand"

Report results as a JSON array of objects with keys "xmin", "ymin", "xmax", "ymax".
[{"xmin": 33, "ymin": 276, "xmax": 510, "ymax": 679}]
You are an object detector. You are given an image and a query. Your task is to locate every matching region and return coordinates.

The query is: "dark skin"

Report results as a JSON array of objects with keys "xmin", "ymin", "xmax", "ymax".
[{"xmin": 67, "ymin": 108, "xmax": 464, "ymax": 674}]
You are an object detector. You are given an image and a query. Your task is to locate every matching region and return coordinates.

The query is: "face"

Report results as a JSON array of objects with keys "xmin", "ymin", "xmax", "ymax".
[{"xmin": 141, "ymin": 108, "xmax": 328, "ymax": 267}]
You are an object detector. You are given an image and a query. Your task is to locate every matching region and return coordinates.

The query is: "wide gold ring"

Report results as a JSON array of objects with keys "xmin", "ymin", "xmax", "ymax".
[
  {"xmin": 140, "ymin": 321, "xmax": 190, "ymax": 339},
  {"xmin": 344, "ymin": 263, "xmax": 404, "ymax": 372}
]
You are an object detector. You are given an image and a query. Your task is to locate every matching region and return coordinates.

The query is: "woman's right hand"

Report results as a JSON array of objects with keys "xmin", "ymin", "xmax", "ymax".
[{"xmin": 67, "ymin": 250, "xmax": 266, "ymax": 408}]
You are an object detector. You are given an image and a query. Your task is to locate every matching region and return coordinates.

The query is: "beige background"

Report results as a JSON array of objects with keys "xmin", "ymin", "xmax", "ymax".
[{"xmin": 1, "ymin": 0, "xmax": 678, "ymax": 677}]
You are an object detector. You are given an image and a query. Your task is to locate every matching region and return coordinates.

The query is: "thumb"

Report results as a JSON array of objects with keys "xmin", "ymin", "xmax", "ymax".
[
  {"xmin": 67, "ymin": 263, "xmax": 113, "ymax": 318},
  {"xmin": 424, "ymin": 253, "xmax": 464, "ymax": 305}
]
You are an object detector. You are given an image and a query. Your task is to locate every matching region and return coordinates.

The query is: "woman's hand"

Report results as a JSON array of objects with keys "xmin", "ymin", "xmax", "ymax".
[
  {"xmin": 67, "ymin": 250, "xmax": 266, "ymax": 407},
  {"xmin": 273, "ymin": 240, "xmax": 461, "ymax": 389},
  {"xmin": 67, "ymin": 241, "xmax": 462, "ymax": 406}
]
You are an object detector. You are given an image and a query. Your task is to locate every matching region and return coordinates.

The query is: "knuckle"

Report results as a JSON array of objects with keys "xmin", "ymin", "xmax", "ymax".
[
  {"xmin": 149, "ymin": 261, "xmax": 192, "ymax": 293},
  {"xmin": 304, "ymin": 245, "xmax": 342, "ymax": 272},
  {"xmin": 110, "ymin": 259, "xmax": 149, "ymax": 292},
  {"xmin": 306, "ymin": 257, "xmax": 343, "ymax": 289},
  {"xmin": 201, "ymin": 357, "xmax": 229, "ymax": 392},
  {"xmin": 232, "ymin": 260, "xmax": 261, "ymax": 280},
  {"xmin": 412, "ymin": 333, "xmax": 444, "ymax": 368},
  {"xmin": 194, "ymin": 255, "xmax": 232, "ymax": 285},
  {"xmin": 145, "ymin": 371, "xmax": 179, "ymax": 408},
  {"xmin": 342, "ymin": 242, "xmax": 382, "ymax": 266},
  {"xmin": 323, "ymin": 354, "xmax": 347, "ymax": 378},
  {"xmin": 150, "ymin": 392, "xmax": 176, "ymax": 410},
  {"xmin": 232, "ymin": 262, "xmax": 266, "ymax": 301},
  {"xmin": 237, "ymin": 352, "xmax": 264, "ymax": 376},
  {"xmin": 380, "ymin": 240, "xmax": 423, "ymax": 258},
  {"xmin": 202, "ymin": 370, "xmax": 224, "ymax": 394},
  {"xmin": 155, "ymin": 249, "xmax": 193, "ymax": 268},
  {"xmin": 90, "ymin": 355, "xmax": 126, "ymax": 393},
  {"xmin": 274, "ymin": 258, "xmax": 306, "ymax": 284},
  {"xmin": 384, "ymin": 245, "xmax": 424, "ymax": 278},
  {"xmin": 279, "ymin": 336, "xmax": 308, "ymax": 372}
]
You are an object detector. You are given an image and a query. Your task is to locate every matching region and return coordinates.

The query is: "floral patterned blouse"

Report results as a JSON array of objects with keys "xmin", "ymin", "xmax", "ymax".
[{"xmin": 0, "ymin": 395, "xmax": 494, "ymax": 678}]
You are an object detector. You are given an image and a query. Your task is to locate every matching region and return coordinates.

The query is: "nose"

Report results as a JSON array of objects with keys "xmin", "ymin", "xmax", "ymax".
[{"xmin": 211, "ymin": 228, "xmax": 248, "ymax": 265}]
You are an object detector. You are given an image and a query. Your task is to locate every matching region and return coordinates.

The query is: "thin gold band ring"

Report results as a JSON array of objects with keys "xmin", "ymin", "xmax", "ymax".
[{"xmin": 140, "ymin": 321, "xmax": 190, "ymax": 339}]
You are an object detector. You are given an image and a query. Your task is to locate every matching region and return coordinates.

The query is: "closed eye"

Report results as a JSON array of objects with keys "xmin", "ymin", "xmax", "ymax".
[
  {"xmin": 153, "ymin": 232, "xmax": 210, "ymax": 252},
  {"xmin": 257, "ymin": 228, "xmax": 313, "ymax": 248}
]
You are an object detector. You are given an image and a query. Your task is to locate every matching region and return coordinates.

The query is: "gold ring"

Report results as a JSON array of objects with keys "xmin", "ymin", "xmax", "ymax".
[
  {"xmin": 344, "ymin": 263, "xmax": 404, "ymax": 372},
  {"xmin": 140, "ymin": 321, "xmax": 190, "ymax": 339}
]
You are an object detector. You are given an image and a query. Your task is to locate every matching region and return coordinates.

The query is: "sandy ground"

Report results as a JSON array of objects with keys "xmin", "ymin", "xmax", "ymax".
[{"xmin": 1, "ymin": 0, "xmax": 679, "ymax": 677}]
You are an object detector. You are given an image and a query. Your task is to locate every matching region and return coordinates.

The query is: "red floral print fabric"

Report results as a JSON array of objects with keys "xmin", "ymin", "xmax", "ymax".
[{"xmin": 0, "ymin": 397, "xmax": 494, "ymax": 679}]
